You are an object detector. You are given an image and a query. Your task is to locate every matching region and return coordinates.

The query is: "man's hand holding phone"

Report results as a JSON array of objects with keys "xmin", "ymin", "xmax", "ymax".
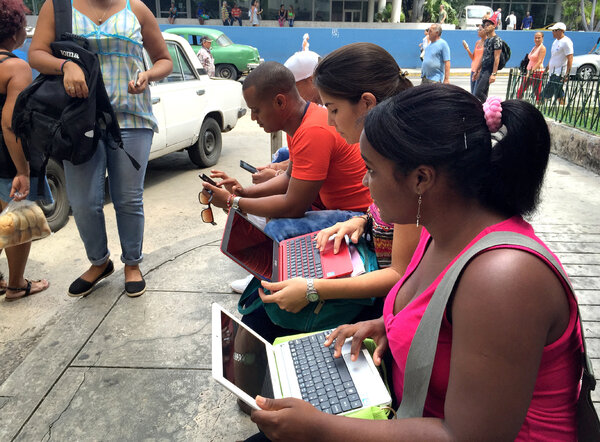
[{"xmin": 209, "ymin": 170, "xmax": 245, "ymax": 195}]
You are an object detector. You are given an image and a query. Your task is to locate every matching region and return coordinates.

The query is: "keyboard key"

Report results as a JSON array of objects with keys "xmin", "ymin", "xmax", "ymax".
[
  {"xmin": 348, "ymin": 393, "xmax": 360, "ymax": 402},
  {"xmin": 350, "ymin": 400, "xmax": 363, "ymax": 410},
  {"xmin": 331, "ymin": 403, "xmax": 342, "ymax": 415},
  {"xmin": 340, "ymin": 399, "xmax": 351, "ymax": 412}
]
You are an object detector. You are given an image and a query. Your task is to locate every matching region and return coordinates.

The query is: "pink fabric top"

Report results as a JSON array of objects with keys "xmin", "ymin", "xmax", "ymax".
[
  {"xmin": 527, "ymin": 44, "xmax": 545, "ymax": 71},
  {"xmin": 383, "ymin": 216, "xmax": 582, "ymax": 440},
  {"xmin": 470, "ymin": 40, "xmax": 484, "ymax": 73}
]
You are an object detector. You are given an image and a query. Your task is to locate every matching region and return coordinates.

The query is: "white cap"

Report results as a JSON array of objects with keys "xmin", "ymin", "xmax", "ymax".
[
  {"xmin": 284, "ymin": 50, "xmax": 320, "ymax": 82},
  {"xmin": 549, "ymin": 22, "xmax": 567, "ymax": 31}
]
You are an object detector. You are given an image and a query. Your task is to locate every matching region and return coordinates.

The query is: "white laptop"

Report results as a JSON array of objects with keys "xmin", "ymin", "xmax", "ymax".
[{"xmin": 211, "ymin": 303, "xmax": 391, "ymax": 415}]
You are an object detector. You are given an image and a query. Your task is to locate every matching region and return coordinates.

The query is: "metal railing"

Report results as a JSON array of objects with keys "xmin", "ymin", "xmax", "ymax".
[{"xmin": 506, "ymin": 68, "xmax": 600, "ymax": 134}]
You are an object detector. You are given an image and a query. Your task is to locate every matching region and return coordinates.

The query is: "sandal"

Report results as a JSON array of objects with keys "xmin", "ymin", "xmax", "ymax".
[{"xmin": 5, "ymin": 279, "xmax": 50, "ymax": 302}]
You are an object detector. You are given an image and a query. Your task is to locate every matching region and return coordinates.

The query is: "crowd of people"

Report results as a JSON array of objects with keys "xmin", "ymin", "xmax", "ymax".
[{"xmin": 0, "ymin": 0, "xmax": 590, "ymax": 439}]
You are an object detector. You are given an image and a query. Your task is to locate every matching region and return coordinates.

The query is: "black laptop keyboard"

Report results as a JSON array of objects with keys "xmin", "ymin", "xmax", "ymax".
[
  {"xmin": 288, "ymin": 331, "xmax": 362, "ymax": 415},
  {"xmin": 285, "ymin": 233, "xmax": 324, "ymax": 278}
]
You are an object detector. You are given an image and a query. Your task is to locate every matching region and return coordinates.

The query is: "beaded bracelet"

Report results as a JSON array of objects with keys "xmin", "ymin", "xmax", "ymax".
[
  {"xmin": 226, "ymin": 193, "xmax": 234, "ymax": 209},
  {"xmin": 60, "ymin": 59, "xmax": 73, "ymax": 74}
]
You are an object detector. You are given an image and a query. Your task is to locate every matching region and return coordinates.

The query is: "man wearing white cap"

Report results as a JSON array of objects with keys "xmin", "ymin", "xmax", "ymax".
[
  {"xmin": 542, "ymin": 22, "xmax": 573, "ymax": 102},
  {"xmin": 284, "ymin": 50, "xmax": 322, "ymax": 105}
]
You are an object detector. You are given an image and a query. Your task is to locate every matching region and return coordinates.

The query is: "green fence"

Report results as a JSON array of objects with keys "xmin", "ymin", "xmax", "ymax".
[{"xmin": 506, "ymin": 68, "xmax": 600, "ymax": 134}]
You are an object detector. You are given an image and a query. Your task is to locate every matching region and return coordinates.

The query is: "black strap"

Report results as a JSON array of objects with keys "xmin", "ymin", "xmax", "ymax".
[
  {"xmin": 0, "ymin": 51, "xmax": 17, "ymax": 63},
  {"xmin": 53, "ymin": 0, "xmax": 72, "ymax": 41}
]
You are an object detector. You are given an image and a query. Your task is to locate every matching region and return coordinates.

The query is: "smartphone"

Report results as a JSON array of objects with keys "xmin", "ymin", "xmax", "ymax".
[
  {"xmin": 132, "ymin": 69, "xmax": 141, "ymax": 86},
  {"xmin": 199, "ymin": 173, "xmax": 217, "ymax": 186},
  {"xmin": 239, "ymin": 160, "xmax": 258, "ymax": 174}
]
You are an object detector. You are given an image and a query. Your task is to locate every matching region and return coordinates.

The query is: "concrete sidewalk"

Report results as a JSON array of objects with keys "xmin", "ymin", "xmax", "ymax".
[{"xmin": 1, "ymin": 134, "xmax": 599, "ymax": 438}]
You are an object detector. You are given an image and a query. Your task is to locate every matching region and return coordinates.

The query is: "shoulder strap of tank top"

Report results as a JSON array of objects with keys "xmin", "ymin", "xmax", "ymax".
[{"xmin": 0, "ymin": 51, "xmax": 17, "ymax": 63}]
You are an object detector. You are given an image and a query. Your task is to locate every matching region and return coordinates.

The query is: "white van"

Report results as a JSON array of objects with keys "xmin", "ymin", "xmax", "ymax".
[{"xmin": 458, "ymin": 5, "xmax": 493, "ymax": 30}]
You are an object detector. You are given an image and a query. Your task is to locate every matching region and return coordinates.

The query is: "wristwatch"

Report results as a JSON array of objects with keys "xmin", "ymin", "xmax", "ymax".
[
  {"xmin": 306, "ymin": 278, "xmax": 319, "ymax": 303},
  {"xmin": 232, "ymin": 196, "xmax": 242, "ymax": 210},
  {"xmin": 233, "ymin": 351, "xmax": 255, "ymax": 365}
]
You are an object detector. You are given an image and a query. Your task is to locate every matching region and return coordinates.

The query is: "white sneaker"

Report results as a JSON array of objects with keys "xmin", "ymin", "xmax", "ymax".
[{"xmin": 230, "ymin": 275, "xmax": 253, "ymax": 294}]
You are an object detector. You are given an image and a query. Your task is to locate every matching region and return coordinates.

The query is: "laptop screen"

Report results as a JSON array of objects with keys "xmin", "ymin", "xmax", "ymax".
[
  {"xmin": 219, "ymin": 310, "xmax": 274, "ymax": 399},
  {"xmin": 223, "ymin": 211, "xmax": 273, "ymax": 280}
]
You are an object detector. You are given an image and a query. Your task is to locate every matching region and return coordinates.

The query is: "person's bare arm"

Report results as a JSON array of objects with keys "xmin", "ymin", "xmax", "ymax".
[
  {"xmin": 131, "ymin": 0, "xmax": 172, "ymax": 85},
  {"xmin": 1, "ymin": 59, "xmax": 32, "ymax": 200},
  {"xmin": 260, "ymin": 225, "xmax": 420, "ymax": 315},
  {"xmin": 533, "ymin": 46, "xmax": 546, "ymax": 71},
  {"xmin": 252, "ymin": 249, "xmax": 570, "ymax": 441},
  {"xmin": 489, "ymin": 48, "xmax": 501, "ymax": 83},
  {"xmin": 564, "ymin": 53, "xmax": 574, "ymax": 81},
  {"xmin": 443, "ymin": 60, "xmax": 450, "ymax": 84}
]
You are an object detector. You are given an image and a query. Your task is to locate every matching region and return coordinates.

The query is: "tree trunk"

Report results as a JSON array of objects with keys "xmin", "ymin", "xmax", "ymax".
[
  {"xmin": 411, "ymin": 0, "xmax": 425, "ymax": 22},
  {"xmin": 581, "ymin": 0, "xmax": 590, "ymax": 31}
]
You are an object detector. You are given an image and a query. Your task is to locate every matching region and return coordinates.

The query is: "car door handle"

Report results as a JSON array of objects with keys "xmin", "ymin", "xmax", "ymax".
[
  {"xmin": 152, "ymin": 97, "xmax": 160, "ymax": 104},
  {"xmin": 196, "ymin": 89, "xmax": 205, "ymax": 96}
]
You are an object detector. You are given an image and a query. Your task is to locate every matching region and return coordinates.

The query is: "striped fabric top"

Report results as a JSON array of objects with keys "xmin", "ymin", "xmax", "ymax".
[{"xmin": 72, "ymin": 0, "xmax": 158, "ymax": 131}]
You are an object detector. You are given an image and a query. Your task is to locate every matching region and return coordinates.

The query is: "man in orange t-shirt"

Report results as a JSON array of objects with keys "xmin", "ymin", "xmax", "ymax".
[{"xmin": 203, "ymin": 61, "xmax": 371, "ymax": 241}]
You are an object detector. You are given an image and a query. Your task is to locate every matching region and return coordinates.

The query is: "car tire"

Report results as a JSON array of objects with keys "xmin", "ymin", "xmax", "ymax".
[
  {"xmin": 38, "ymin": 158, "xmax": 70, "ymax": 232},
  {"xmin": 188, "ymin": 117, "xmax": 222, "ymax": 167},
  {"xmin": 216, "ymin": 64, "xmax": 239, "ymax": 80},
  {"xmin": 577, "ymin": 64, "xmax": 596, "ymax": 81}
]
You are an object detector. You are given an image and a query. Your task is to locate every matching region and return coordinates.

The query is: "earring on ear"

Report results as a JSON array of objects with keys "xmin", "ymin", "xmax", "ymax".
[{"xmin": 416, "ymin": 194, "xmax": 422, "ymax": 227}]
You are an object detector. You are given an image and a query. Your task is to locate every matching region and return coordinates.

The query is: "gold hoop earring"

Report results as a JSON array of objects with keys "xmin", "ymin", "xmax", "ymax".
[{"xmin": 416, "ymin": 194, "xmax": 422, "ymax": 227}]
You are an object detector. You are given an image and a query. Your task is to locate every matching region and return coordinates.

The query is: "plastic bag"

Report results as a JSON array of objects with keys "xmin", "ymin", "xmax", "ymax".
[{"xmin": 0, "ymin": 200, "xmax": 51, "ymax": 248}]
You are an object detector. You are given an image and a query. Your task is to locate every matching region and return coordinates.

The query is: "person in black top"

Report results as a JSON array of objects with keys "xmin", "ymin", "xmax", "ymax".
[
  {"xmin": 0, "ymin": 0, "xmax": 50, "ymax": 300},
  {"xmin": 473, "ymin": 16, "xmax": 503, "ymax": 101}
]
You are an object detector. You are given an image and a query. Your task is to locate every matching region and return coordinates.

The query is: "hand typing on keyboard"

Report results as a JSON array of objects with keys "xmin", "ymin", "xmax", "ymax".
[{"xmin": 325, "ymin": 318, "xmax": 388, "ymax": 366}]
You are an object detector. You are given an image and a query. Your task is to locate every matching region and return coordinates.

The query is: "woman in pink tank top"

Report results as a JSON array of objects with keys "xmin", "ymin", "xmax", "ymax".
[
  {"xmin": 250, "ymin": 85, "xmax": 582, "ymax": 441},
  {"xmin": 463, "ymin": 25, "xmax": 486, "ymax": 94},
  {"xmin": 517, "ymin": 32, "xmax": 547, "ymax": 101}
]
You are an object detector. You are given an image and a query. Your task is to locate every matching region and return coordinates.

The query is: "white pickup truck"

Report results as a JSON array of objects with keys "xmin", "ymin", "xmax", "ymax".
[{"xmin": 41, "ymin": 32, "xmax": 246, "ymax": 231}]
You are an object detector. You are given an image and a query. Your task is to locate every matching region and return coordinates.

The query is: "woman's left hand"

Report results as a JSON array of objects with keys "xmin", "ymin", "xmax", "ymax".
[
  {"xmin": 259, "ymin": 278, "xmax": 309, "ymax": 313},
  {"xmin": 128, "ymin": 70, "xmax": 149, "ymax": 94},
  {"xmin": 251, "ymin": 396, "xmax": 322, "ymax": 442}
]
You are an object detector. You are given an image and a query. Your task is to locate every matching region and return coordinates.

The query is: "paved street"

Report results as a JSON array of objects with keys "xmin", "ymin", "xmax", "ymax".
[{"xmin": 0, "ymin": 75, "xmax": 597, "ymax": 440}]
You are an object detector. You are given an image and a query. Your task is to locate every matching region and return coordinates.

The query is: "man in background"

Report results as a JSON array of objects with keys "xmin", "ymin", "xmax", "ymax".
[
  {"xmin": 473, "ymin": 16, "xmax": 503, "ymax": 101},
  {"xmin": 438, "ymin": 4, "xmax": 447, "ymax": 24},
  {"xmin": 521, "ymin": 11, "xmax": 533, "ymax": 30},
  {"xmin": 196, "ymin": 36, "xmax": 215, "ymax": 77},
  {"xmin": 541, "ymin": 22, "xmax": 573, "ymax": 104},
  {"xmin": 421, "ymin": 24, "xmax": 450, "ymax": 84},
  {"xmin": 231, "ymin": 3, "xmax": 242, "ymax": 25},
  {"xmin": 506, "ymin": 11, "xmax": 516, "ymax": 30}
]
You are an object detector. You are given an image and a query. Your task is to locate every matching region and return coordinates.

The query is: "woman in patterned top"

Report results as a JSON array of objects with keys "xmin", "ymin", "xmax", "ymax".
[{"xmin": 29, "ymin": 0, "xmax": 172, "ymax": 298}]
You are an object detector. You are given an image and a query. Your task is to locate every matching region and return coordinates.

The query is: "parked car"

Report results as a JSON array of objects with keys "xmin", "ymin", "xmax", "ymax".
[
  {"xmin": 570, "ymin": 46, "xmax": 600, "ymax": 80},
  {"xmin": 164, "ymin": 27, "xmax": 262, "ymax": 80},
  {"xmin": 458, "ymin": 5, "xmax": 493, "ymax": 30},
  {"xmin": 26, "ymin": 32, "xmax": 246, "ymax": 231}
]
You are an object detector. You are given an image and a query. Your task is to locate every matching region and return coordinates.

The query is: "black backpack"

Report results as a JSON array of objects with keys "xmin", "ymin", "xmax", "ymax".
[
  {"xmin": 12, "ymin": 0, "xmax": 137, "ymax": 191},
  {"xmin": 498, "ymin": 40, "xmax": 511, "ymax": 71}
]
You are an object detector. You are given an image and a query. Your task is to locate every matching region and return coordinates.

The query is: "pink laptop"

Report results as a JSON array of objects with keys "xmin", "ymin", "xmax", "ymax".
[{"xmin": 220, "ymin": 209, "xmax": 354, "ymax": 282}]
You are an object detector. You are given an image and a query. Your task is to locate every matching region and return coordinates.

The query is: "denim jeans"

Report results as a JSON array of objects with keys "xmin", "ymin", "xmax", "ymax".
[
  {"xmin": 470, "ymin": 71, "xmax": 479, "ymax": 95},
  {"xmin": 474, "ymin": 69, "xmax": 492, "ymax": 101},
  {"xmin": 63, "ymin": 128, "xmax": 153, "ymax": 266},
  {"xmin": 264, "ymin": 209, "xmax": 364, "ymax": 242}
]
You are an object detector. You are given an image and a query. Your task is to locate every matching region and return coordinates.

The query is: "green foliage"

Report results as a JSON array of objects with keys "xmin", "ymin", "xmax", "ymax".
[
  {"xmin": 563, "ymin": 0, "xmax": 600, "ymax": 30},
  {"xmin": 375, "ymin": 3, "xmax": 406, "ymax": 22},
  {"xmin": 423, "ymin": 0, "xmax": 457, "ymax": 24}
]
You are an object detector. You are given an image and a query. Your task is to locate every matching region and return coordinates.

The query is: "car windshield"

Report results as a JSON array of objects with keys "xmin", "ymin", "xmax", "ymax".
[
  {"xmin": 215, "ymin": 34, "xmax": 233, "ymax": 47},
  {"xmin": 467, "ymin": 6, "xmax": 491, "ymax": 19}
]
